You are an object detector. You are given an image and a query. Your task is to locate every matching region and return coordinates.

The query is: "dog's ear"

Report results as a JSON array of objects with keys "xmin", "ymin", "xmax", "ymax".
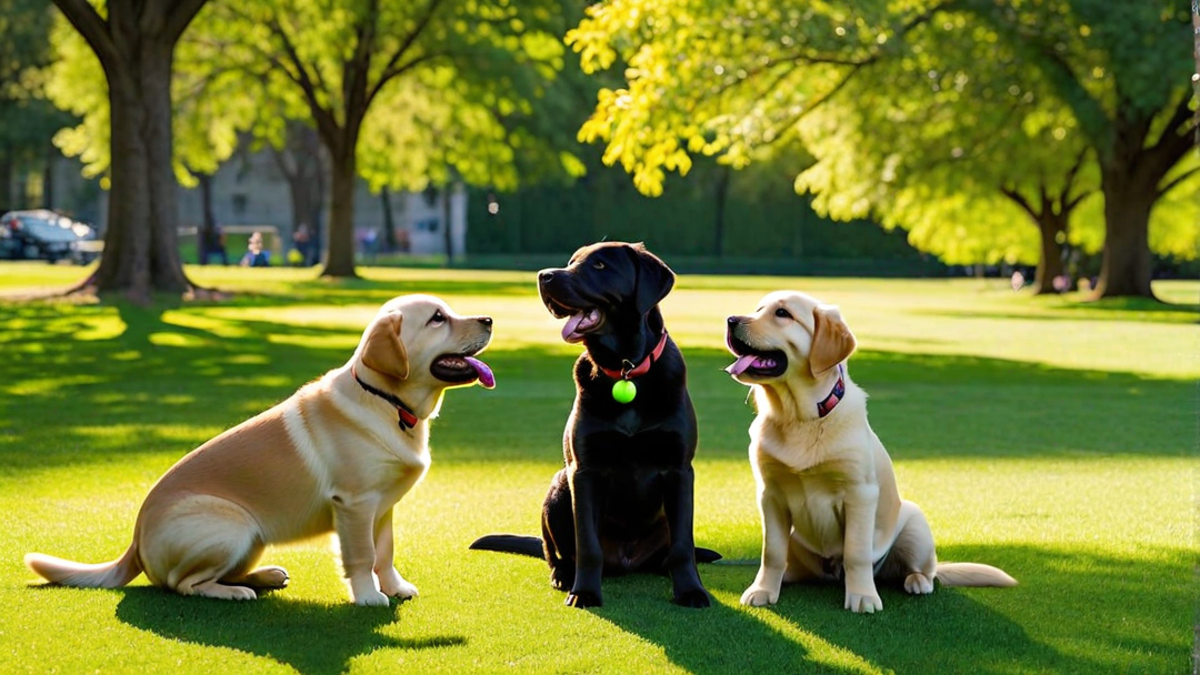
[
  {"xmin": 629, "ymin": 243, "xmax": 675, "ymax": 314},
  {"xmin": 810, "ymin": 305, "xmax": 856, "ymax": 376},
  {"xmin": 361, "ymin": 312, "xmax": 410, "ymax": 380}
]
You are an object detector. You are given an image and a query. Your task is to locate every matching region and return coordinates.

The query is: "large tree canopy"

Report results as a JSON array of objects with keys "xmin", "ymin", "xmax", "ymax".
[
  {"xmin": 184, "ymin": 0, "xmax": 578, "ymax": 277},
  {"xmin": 569, "ymin": 0, "xmax": 1198, "ymax": 298}
]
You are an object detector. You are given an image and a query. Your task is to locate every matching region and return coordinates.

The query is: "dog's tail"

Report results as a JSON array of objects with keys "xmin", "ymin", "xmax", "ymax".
[
  {"xmin": 470, "ymin": 534, "xmax": 544, "ymax": 558},
  {"xmin": 936, "ymin": 562, "xmax": 1017, "ymax": 587},
  {"xmin": 25, "ymin": 542, "xmax": 142, "ymax": 589},
  {"xmin": 469, "ymin": 534, "xmax": 724, "ymax": 564}
]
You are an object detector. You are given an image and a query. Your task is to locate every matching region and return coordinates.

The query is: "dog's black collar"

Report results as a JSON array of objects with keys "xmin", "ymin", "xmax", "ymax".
[
  {"xmin": 816, "ymin": 363, "xmax": 846, "ymax": 418},
  {"xmin": 352, "ymin": 365, "xmax": 419, "ymax": 430}
]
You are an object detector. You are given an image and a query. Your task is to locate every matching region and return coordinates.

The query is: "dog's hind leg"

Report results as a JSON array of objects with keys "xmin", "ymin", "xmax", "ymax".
[
  {"xmin": 876, "ymin": 500, "xmax": 938, "ymax": 595},
  {"xmin": 542, "ymin": 470, "xmax": 575, "ymax": 591},
  {"xmin": 140, "ymin": 496, "xmax": 265, "ymax": 601},
  {"xmin": 225, "ymin": 566, "xmax": 289, "ymax": 590}
]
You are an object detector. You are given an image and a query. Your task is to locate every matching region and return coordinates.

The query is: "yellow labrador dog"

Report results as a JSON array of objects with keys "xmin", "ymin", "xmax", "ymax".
[
  {"xmin": 26, "ymin": 295, "xmax": 495, "ymax": 605},
  {"xmin": 725, "ymin": 291, "xmax": 1014, "ymax": 613}
]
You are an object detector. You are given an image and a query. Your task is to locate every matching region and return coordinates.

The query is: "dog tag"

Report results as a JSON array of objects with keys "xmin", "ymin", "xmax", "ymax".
[{"xmin": 612, "ymin": 380, "xmax": 637, "ymax": 403}]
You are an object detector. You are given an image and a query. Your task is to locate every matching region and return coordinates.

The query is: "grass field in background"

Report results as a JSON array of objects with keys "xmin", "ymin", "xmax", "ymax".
[{"xmin": 0, "ymin": 263, "xmax": 1195, "ymax": 675}]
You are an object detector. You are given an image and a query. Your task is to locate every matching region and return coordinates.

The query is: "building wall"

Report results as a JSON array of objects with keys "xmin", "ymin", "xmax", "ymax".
[{"xmin": 49, "ymin": 151, "xmax": 467, "ymax": 257}]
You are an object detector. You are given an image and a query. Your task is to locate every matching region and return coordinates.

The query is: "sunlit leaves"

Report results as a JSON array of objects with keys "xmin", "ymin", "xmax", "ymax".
[{"xmin": 570, "ymin": 0, "xmax": 1197, "ymax": 264}]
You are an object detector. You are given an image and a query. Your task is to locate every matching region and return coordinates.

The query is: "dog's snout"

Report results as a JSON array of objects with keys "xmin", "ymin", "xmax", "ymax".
[
  {"xmin": 538, "ymin": 269, "xmax": 556, "ymax": 284},
  {"xmin": 478, "ymin": 316, "xmax": 493, "ymax": 328},
  {"xmin": 727, "ymin": 316, "xmax": 746, "ymax": 327}
]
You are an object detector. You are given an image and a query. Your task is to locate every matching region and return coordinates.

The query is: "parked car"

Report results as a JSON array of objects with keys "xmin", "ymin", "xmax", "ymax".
[{"xmin": 0, "ymin": 210, "xmax": 99, "ymax": 264}]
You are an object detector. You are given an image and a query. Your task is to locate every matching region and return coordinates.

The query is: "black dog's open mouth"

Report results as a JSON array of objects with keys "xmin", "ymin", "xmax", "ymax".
[
  {"xmin": 431, "ymin": 351, "xmax": 495, "ymax": 388},
  {"xmin": 545, "ymin": 297, "xmax": 603, "ymax": 344},
  {"xmin": 725, "ymin": 333, "xmax": 787, "ymax": 378}
]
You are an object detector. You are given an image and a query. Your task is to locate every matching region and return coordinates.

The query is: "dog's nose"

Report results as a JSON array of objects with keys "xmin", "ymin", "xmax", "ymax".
[
  {"xmin": 478, "ymin": 316, "xmax": 493, "ymax": 327},
  {"xmin": 727, "ymin": 316, "xmax": 741, "ymax": 326},
  {"xmin": 538, "ymin": 269, "xmax": 556, "ymax": 284}
]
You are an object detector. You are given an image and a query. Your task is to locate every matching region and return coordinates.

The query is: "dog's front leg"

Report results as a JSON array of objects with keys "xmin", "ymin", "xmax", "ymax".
[
  {"xmin": 663, "ymin": 466, "xmax": 710, "ymax": 608},
  {"xmin": 842, "ymin": 483, "xmax": 883, "ymax": 613},
  {"xmin": 332, "ymin": 493, "xmax": 389, "ymax": 606},
  {"xmin": 374, "ymin": 507, "xmax": 418, "ymax": 600},
  {"xmin": 741, "ymin": 488, "xmax": 791, "ymax": 606},
  {"xmin": 566, "ymin": 467, "xmax": 604, "ymax": 608}
]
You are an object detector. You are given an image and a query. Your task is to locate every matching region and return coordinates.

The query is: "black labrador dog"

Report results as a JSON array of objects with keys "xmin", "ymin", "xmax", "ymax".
[{"xmin": 471, "ymin": 241, "xmax": 716, "ymax": 608}]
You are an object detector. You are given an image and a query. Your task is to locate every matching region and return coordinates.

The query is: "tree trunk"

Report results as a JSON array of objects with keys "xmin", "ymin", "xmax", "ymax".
[
  {"xmin": 50, "ymin": 0, "xmax": 203, "ymax": 300},
  {"xmin": 197, "ymin": 171, "xmax": 216, "ymax": 264},
  {"xmin": 90, "ymin": 51, "xmax": 189, "ymax": 298},
  {"xmin": 381, "ymin": 186, "xmax": 397, "ymax": 252},
  {"xmin": 1094, "ymin": 167, "xmax": 1156, "ymax": 299},
  {"xmin": 322, "ymin": 146, "xmax": 358, "ymax": 277},
  {"xmin": 1032, "ymin": 212, "xmax": 1066, "ymax": 295},
  {"xmin": 42, "ymin": 146, "xmax": 56, "ymax": 209},
  {"xmin": 0, "ymin": 144, "xmax": 12, "ymax": 210},
  {"xmin": 442, "ymin": 182, "xmax": 454, "ymax": 266}
]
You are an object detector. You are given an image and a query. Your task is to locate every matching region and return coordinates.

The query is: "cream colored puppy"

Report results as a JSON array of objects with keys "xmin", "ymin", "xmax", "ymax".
[
  {"xmin": 725, "ymin": 291, "xmax": 1014, "ymax": 613},
  {"xmin": 26, "ymin": 295, "xmax": 495, "ymax": 605}
]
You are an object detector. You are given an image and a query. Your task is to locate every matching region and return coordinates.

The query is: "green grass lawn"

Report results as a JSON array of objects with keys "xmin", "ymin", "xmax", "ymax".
[{"xmin": 0, "ymin": 263, "xmax": 1195, "ymax": 675}]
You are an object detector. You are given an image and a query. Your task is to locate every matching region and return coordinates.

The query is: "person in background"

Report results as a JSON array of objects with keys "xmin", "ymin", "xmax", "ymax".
[
  {"xmin": 240, "ymin": 231, "xmax": 271, "ymax": 267},
  {"xmin": 201, "ymin": 224, "xmax": 228, "ymax": 266},
  {"xmin": 292, "ymin": 224, "xmax": 312, "ymax": 266}
]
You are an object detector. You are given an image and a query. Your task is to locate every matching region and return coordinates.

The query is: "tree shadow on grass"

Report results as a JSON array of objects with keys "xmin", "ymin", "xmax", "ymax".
[
  {"xmin": 0, "ymin": 301, "xmax": 1190, "ymax": 474},
  {"xmin": 586, "ymin": 564, "xmax": 1046, "ymax": 675},
  {"xmin": 113, "ymin": 588, "xmax": 464, "ymax": 675},
  {"xmin": 593, "ymin": 542, "xmax": 1190, "ymax": 675}
]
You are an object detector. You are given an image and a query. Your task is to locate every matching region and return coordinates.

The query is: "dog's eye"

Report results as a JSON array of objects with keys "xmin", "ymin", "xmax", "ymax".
[
  {"xmin": 774, "ymin": 308, "xmax": 792, "ymax": 320},
  {"xmin": 428, "ymin": 310, "xmax": 446, "ymax": 326},
  {"xmin": 592, "ymin": 261, "xmax": 606, "ymax": 270}
]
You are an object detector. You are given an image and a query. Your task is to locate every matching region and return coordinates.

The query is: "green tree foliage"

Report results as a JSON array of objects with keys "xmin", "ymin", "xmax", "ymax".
[
  {"xmin": 0, "ymin": 0, "xmax": 68, "ymax": 210},
  {"xmin": 185, "ymin": 0, "xmax": 579, "ymax": 278},
  {"xmin": 569, "ymin": 0, "xmax": 1198, "ymax": 298}
]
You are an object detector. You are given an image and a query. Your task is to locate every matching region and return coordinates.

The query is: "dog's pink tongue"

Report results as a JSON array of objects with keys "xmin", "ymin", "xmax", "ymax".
[
  {"xmin": 464, "ymin": 356, "xmax": 495, "ymax": 389},
  {"xmin": 562, "ymin": 313, "xmax": 586, "ymax": 343},
  {"xmin": 561, "ymin": 309, "xmax": 600, "ymax": 344},
  {"xmin": 725, "ymin": 354, "xmax": 760, "ymax": 376}
]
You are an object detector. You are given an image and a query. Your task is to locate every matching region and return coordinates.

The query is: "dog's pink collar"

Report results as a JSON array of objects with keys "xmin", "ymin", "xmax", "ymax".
[
  {"xmin": 597, "ymin": 331, "xmax": 668, "ymax": 381},
  {"xmin": 816, "ymin": 363, "xmax": 846, "ymax": 418},
  {"xmin": 352, "ymin": 365, "xmax": 420, "ymax": 430}
]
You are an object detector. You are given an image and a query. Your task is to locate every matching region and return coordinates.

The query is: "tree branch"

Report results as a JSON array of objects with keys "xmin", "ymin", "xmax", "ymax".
[
  {"xmin": 1063, "ymin": 188, "xmax": 1094, "ymax": 212},
  {"xmin": 51, "ymin": 0, "xmax": 120, "ymax": 72},
  {"xmin": 163, "ymin": 0, "xmax": 209, "ymax": 44},
  {"xmin": 366, "ymin": 0, "xmax": 444, "ymax": 104},
  {"xmin": 999, "ymin": 186, "xmax": 1041, "ymax": 220},
  {"xmin": 1145, "ymin": 91, "xmax": 1197, "ymax": 173},
  {"xmin": 1157, "ymin": 165, "xmax": 1200, "ymax": 198},
  {"xmin": 263, "ymin": 17, "xmax": 339, "ymax": 141}
]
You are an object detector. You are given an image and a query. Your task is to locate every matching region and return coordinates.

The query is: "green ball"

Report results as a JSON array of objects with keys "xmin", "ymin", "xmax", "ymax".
[{"xmin": 612, "ymin": 380, "xmax": 637, "ymax": 403}]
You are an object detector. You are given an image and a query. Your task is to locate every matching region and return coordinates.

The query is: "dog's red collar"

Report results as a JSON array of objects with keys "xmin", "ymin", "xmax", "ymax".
[
  {"xmin": 597, "ymin": 331, "xmax": 669, "ymax": 381},
  {"xmin": 816, "ymin": 363, "xmax": 846, "ymax": 418},
  {"xmin": 352, "ymin": 365, "xmax": 420, "ymax": 430}
]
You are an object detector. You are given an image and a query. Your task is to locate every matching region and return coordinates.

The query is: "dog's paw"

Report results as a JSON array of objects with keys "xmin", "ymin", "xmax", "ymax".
[
  {"xmin": 674, "ymin": 588, "xmax": 711, "ymax": 609},
  {"xmin": 904, "ymin": 573, "xmax": 933, "ymax": 595},
  {"xmin": 354, "ymin": 589, "xmax": 391, "ymax": 607},
  {"xmin": 247, "ymin": 566, "xmax": 289, "ymax": 589},
  {"xmin": 739, "ymin": 585, "xmax": 779, "ymax": 606},
  {"xmin": 378, "ymin": 569, "xmax": 418, "ymax": 599},
  {"xmin": 564, "ymin": 590, "xmax": 602, "ymax": 608},
  {"xmin": 384, "ymin": 579, "xmax": 419, "ymax": 600},
  {"xmin": 549, "ymin": 567, "xmax": 574, "ymax": 591},
  {"xmin": 844, "ymin": 590, "xmax": 883, "ymax": 613}
]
